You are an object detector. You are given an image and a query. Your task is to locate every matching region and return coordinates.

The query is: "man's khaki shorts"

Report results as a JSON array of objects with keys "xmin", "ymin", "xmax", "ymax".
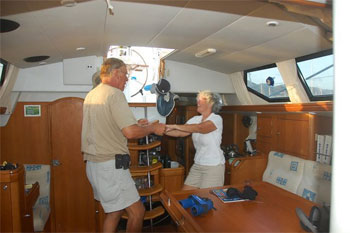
[{"xmin": 86, "ymin": 160, "xmax": 139, "ymax": 213}]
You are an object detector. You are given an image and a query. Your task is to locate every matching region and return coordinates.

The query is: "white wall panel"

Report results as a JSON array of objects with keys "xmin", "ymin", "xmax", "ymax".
[{"xmin": 165, "ymin": 60, "xmax": 234, "ymax": 94}]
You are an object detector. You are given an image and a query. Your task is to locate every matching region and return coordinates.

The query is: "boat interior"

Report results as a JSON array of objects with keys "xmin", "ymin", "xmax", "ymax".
[{"xmin": 1, "ymin": 0, "xmax": 349, "ymax": 232}]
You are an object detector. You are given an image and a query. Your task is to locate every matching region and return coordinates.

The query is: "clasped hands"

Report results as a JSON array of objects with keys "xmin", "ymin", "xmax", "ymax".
[{"xmin": 137, "ymin": 119, "xmax": 177, "ymax": 136}]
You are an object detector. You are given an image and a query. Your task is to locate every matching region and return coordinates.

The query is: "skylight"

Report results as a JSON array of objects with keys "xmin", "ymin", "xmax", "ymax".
[{"xmin": 107, "ymin": 46, "xmax": 175, "ymax": 103}]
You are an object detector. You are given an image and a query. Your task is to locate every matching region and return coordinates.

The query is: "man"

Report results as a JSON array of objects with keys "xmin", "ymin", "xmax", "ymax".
[{"xmin": 81, "ymin": 58, "xmax": 165, "ymax": 232}]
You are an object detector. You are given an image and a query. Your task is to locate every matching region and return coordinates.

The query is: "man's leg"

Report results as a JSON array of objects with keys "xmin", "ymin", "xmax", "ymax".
[
  {"xmin": 103, "ymin": 210, "xmax": 123, "ymax": 233},
  {"xmin": 125, "ymin": 200, "xmax": 145, "ymax": 232}
]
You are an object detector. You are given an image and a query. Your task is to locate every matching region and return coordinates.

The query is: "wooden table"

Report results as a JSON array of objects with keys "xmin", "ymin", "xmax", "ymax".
[{"xmin": 160, "ymin": 182, "xmax": 315, "ymax": 232}]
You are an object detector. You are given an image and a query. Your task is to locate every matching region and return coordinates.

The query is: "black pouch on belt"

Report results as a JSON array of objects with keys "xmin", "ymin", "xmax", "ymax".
[{"xmin": 115, "ymin": 154, "xmax": 130, "ymax": 170}]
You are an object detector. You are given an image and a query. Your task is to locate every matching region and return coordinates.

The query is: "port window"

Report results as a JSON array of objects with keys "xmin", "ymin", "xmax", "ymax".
[
  {"xmin": 244, "ymin": 64, "xmax": 290, "ymax": 102},
  {"xmin": 296, "ymin": 49, "xmax": 333, "ymax": 101}
]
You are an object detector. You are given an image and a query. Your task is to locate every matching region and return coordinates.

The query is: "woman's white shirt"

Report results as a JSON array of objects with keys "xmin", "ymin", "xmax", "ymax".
[{"xmin": 186, "ymin": 113, "xmax": 225, "ymax": 166}]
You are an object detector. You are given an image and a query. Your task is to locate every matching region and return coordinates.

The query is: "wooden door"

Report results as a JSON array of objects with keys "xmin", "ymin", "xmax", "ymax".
[
  {"xmin": 50, "ymin": 97, "xmax": 96, "ymax": 232},
  {"xmin": 276, "ymin": 114, "xmax": 315, "ymax": 160},
  {"xmin": 256, "ymin": 114, "xmax": 274, "ymax": 155}
]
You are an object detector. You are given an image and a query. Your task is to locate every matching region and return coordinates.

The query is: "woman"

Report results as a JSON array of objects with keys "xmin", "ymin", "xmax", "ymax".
[{"xmin": 165, "ymin": 90, "xmax": 225, "ymax": 190}]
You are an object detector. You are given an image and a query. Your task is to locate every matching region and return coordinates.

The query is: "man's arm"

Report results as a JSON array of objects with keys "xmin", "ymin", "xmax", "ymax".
[{"xmin": 122, "ymin": 122, "xmax": 165, "ymax": 139}]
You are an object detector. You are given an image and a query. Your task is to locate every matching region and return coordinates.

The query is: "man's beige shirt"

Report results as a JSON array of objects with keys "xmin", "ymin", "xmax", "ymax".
[{"xmin": 81, "ymin": 84, "xmax": 137, "ymax": 162}]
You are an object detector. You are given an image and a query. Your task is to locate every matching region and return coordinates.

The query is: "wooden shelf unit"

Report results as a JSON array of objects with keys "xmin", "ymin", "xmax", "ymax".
[{"xmin": 122, "ymin": 141, "xmax": 165, "ymax": 221}]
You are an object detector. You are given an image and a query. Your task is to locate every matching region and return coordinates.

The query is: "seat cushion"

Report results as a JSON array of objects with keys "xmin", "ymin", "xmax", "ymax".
[
  {"xmin": 24, "ymin": 164, "xmax": 51, "ymax": 232},
  {"xmin": 262, "ymin": 151, "xmax": 305, "ymax": 194},
  {"xmin": 296, "ymin": 160, "xmax": 331, "ymax": 205}
]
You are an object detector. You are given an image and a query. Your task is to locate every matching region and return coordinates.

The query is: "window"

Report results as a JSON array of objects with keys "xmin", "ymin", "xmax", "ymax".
[
  {"xmin": 0, "ymin": 58, "xmax": 8, "ymax": 87},
  {"xmin": 296, "ymin": 49, "xmax": 333, "ymax": 101},
  {"xmin": 244, "ymin": 64, "xmax": 290, "ymax": 102},
  {"xmin": 107, "ymin": 46, "xmax": 174, "ymax": 103}
]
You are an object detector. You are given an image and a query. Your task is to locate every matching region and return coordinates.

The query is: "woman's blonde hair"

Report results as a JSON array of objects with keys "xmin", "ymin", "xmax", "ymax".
[{"xmin": 197, "ymin": 90, "xmax": 222, "ymax": 113}]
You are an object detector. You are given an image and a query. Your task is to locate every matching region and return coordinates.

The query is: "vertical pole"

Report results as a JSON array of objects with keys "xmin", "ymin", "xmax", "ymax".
[{"xmin": 144, "ymin": 106, "xmax": 153, "ymax": 231}]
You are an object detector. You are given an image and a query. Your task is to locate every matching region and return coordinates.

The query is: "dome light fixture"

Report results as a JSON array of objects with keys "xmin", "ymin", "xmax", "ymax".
[
  {"xmin": 195, "ymin": 48, "xmax": 216, "ymax": 58},
  {"xmin": 266, "ymin": 21, "xmax": 279, "ymax": 27},
  {"xmin": 60, "ymin": 0, "xmax": 77, "ymax": 7}
]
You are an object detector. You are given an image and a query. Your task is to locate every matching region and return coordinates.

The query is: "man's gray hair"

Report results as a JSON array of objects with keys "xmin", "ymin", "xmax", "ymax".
[
  {"xmin": 100, "ymin": 58, "xmax": 125, "ymax": 77},
  {"xmin": 197, "ymin": 90, "xmax": 223, "ymax": 113}
]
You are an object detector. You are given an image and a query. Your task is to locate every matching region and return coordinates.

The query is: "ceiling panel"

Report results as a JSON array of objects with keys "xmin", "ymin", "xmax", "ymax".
[
  {"xmin": 104, "ymin": 1, "xmax": 183, "ymax": 48},
  {"xmin": 148, "ymin": 7, "xmax": 241, "ymax": 49},
  {"xmin": 0, "ymin": 0, "xmax": 332, "ymax": 72}
]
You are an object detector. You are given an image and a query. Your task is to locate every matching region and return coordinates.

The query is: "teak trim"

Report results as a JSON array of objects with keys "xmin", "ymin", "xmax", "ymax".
[
  {"xmin": 221, "ymin": 101, "xmax": 332, "ymax": 113},
  {"xmin": 128, "ymin": 103, "xmax": 156, "ymax": 107}
]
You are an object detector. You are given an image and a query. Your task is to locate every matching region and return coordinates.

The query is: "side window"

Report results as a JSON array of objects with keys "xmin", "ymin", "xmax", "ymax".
[
  {"xmin": 296, "ymin": 49, "xmax": 333, "ymax": 101},
  {"xmin": 244, "ymin": 64, "xmax": 290, "ymax": 102}
]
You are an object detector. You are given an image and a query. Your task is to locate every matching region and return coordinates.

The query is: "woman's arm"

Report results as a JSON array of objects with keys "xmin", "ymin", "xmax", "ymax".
[
  {"xmin": 166, "ymin": 120, "xmax": 217, "ymax": 136},
  {"xmin": 165, "ymin": 128, "xmax": 191, "ymax": 137}
]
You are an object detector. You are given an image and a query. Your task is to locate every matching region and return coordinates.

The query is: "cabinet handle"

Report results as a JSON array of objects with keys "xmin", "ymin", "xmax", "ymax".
[
  {"xmin": 2, "ymin": 185, "xmax": 8, "ymax": 190},
  {"xmin": 24, "ymin": 214, "xmax": 31, "ymax": 218}
]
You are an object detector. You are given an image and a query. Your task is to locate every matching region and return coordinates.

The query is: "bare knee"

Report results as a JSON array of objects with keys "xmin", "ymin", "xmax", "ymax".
[
  {"xmin": 103, "ymin": 211, "xmax": 122, "ymax": 233},
  {"xmin": 126, "ymin": 201, "xmax": 145, "ymax": 220}
]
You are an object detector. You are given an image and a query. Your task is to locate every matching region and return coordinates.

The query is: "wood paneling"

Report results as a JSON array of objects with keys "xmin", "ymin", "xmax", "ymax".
[
  {"xmin": 256, "ymin": 113, "xmax": 330, "ymax": 160},
  {"xmin": 0, "ymin": 165, "xmax": 25, "ymax": 232},
  {"xmin": 160, "ymin": 166, "xmax": 185, "ymax": 192},
  {"xmin": 229, "ymin": 156, "xmax": 267, "ymax": 185},
  {"xmin": 0, "ymin": 102, "xmax": 51, "ymax": 164},
  {"xmin": 221, "ymin": 101, "xmax": 333, "ymax": 112},
  {"xmin": 220, "ymin": 112, "xmax": 249, "ymax": 154}
]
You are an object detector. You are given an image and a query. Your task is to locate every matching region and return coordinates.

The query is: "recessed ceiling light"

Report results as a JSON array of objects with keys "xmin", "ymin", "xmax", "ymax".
[
  {"xmin": 0, "ymin": 19, "xmax": 20, "ymax": 33},
  {"xmin": 23, "ymin": 56, "xmax": 50, "ymax": 63},
  {"xmin": 266, "ymin": 21, "xmax": 279, "ymax": 27},
  {"xmin": 60, "ymin": 0, "xmax": 77, "ymax": 7},
  {"xmin": 76, "ymin": 47, "xmax": 86, "ymax": 51}
]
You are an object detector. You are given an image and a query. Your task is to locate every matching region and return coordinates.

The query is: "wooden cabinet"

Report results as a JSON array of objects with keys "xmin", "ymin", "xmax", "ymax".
[
  {"xmin": 0, "ymin": 166, "xmax": 25, "ymax": 232},
  {"xmin": 256, "ymin": 113, "xmax": 333, "ymax": 160},
  {"xmin": 0, "ymin": 165, "xmax": 39, "ymax": 233},
  {"xmin": 160, "ymin": 165, "xmax": 185, "ymax": 193},
  {"xmin": 228, "ymin": 155, "xmax": 267, "ymax": 185}
]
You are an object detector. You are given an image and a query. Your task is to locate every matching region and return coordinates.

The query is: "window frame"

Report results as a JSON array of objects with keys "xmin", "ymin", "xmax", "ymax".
[
  {"xmin": 296, "ymin": 49, "xmax": 333, "ymax": 101},
  {"xmin": 244, "ymin": 63, "xmax": 290, "ymax": 102}
]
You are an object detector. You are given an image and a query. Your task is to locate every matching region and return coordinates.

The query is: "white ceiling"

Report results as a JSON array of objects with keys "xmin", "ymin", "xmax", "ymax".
[{"xmin": 0, "ymin": 0, "xmax": 332, "ymax": 74}]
